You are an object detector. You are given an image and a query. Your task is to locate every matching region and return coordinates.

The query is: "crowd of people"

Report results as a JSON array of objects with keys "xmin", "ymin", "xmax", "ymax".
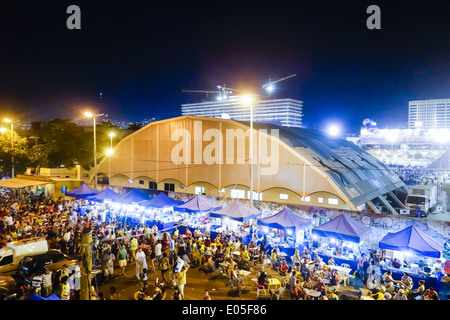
[
  {"xmin": 390, "ymin": 165, "xmax": 449, "ymax": 186},
  {"xmin": 0, "ymin": 187, "xmax": 448, "ymax": 301}
]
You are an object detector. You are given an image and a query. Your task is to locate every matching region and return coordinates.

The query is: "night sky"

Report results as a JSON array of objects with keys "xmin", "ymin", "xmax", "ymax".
[{"xmin": 0, "ymin": 0, "xmax": 449, "ymax": 133}]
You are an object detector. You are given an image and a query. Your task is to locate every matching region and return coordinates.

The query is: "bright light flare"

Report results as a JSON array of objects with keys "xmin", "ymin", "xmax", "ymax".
[
  {"xmin": 84, "ymin": 111, "xmax": 93, "ymax": 118},
  {"xmin": 241, "ymin": 94, "xmax": 254, "ymax": 105},
  {"xmin": 266, "ymin": 85, "xmax": 274, "ymax": 93},
  {"xmin": 106, "ymin": 148, "xmax": 113, "ymax": 156},
  {"xmin": 433, "ymin": 128, "xmax": 449, "ymax": 143},
  {"xmin": 327, "ymin": 125, "xmax": 341, "ymax": 137}
]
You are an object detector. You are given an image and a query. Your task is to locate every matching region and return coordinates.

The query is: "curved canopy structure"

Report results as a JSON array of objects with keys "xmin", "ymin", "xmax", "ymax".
[
  {"xmin": 174, "ymin": 194, "xmax": 220, "ymax": 214},
  {"xmin": 65, "ymin": 183, "xmax": 100, "ymax": 199},
  {"xmin": 139, "ymin": 192, "xmax": 183, "ymax": 209},
  {"xmin": 311, "ymin": 213, "xmax": 371, "ymax": 243},
  {"xmin": 210, "ymin": 200, "xmax": 261, "ymax": 222},
  {"xmin": 257, "ymin": 207, "xmax": 311, "ymax": 233},
  {"xmin": 95, "ymin": 115, "xmax": 407, "ymax": 213},
  {"xmin": 379, "ymin": 225, "xmax": 444, "ymax": 258}
]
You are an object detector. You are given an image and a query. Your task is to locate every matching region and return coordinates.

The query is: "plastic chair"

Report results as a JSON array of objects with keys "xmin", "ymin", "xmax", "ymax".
[
  {"xmin": 228, "ymin": 274, "xmax": 239, "ymax": 290},
  {"xmin": 256, "ymin": 281, "xmax": 268, "ymax": 298}
]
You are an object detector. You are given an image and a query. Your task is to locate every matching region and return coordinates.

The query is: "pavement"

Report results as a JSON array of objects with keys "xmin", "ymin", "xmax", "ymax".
[{"xmin": 426, "ymin": 211, "xmax": 450, "ymax": 222}]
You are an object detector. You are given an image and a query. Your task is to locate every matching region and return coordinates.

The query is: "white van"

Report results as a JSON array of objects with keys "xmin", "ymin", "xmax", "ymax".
[{"xmin": 0, "ymin": 237, "xmax": 49, "ymax": 275}]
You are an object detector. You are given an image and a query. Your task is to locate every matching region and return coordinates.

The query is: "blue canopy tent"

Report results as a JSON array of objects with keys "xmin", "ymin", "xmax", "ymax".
[
  {"xmin": 139, "ymin": 192, "xmax": 183, "ymax": 209},
  {"xmin": 311, "ymin": 213, "xmax": 370, "ymax": 243},
  {"xmin": 25, "ymin": 293, "xmax": 61, "ymax": 300},
  {"xmin": 114, "ymin": 189, "xmax": 151, "ymax": 205},
  {"xmin": 379, "ymin": 225, "xmax": 444, "ymax": 258},
  {"xmin": 257, "ymin": 207, "xmax": 311, "ymax": 234},
  {"xmin": 65, "ymin": 183, "xmax": 100, "ymax": 199},
  {"xmin": 210, "ymin": 200, "xmax": 261, "ymax": 222},
  {"xmin": 173, "ymin": 194, "xmax": 221, "ymax": 214},
  {"xmin": 86, "ymin": 187, "xmax": 121, "ymax": 202}
]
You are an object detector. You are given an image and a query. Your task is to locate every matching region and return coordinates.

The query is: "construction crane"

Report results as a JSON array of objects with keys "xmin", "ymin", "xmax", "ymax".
[
  {"xmin": 262, "ymin": 73, "xmax": 296, "ymax": 97},
  {"xmin": 182, "ymin": 84, "xmax": 242, "ymax": 118}
]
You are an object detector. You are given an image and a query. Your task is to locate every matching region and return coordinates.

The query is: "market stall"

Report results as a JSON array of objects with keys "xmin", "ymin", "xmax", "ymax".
[
  {"xmin": 138, "ymin": 192, "xmax": 184, "ymax": 231},
  {"xmin": 173, "ymin": 194, "xmax": 221, "ymax": 237},
  {"xmin": 85, "ymin": 188, "xmax": 122, "ymax": 223},
  {"xmin": 65, "ymin": 183, "xmax": 101, "ymax": 216},
  {"xmin": 311, "ymin": 213, "xmax": 371, "ymax": 273},
  {"xmin": 378, "ymin": 225, "xmax": 446, "ymax": 292},
  {"xmin": 113, "ymin": 189, "xmax": 152, "ymax": 225},
  {"xmin": 257, "ymin": 207, "xmax": 311, "ymax": 261},
  {"xmin": 209, "ymin": 200, "xmax": 261, "ymax": 244}
]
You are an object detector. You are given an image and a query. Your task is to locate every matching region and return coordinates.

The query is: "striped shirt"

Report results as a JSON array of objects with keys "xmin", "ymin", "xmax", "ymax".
[{"xmin": 42, "ymin": 272, "xmax": 53, "ymax": 288}]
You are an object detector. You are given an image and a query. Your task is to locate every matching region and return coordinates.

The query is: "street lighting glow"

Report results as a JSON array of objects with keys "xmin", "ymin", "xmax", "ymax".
[
  {"xmin": 266, "ymin": 85, "xmax": 274, "ymax": 93},
  {"xmin": 433, "ymin": 128, "xmax": 449, "ymax": 143},
  {"xmin": 4, "ymin": 119, "xmax": 11, "ymax": 123},
  {"xmin": 109, "ymin": 132, "xmax": 115, "ymax": 138},
  {"xmin": 241, "ymin": 94, "xmax": 254, "ymax": 105},
  {"xmin": 327, "ymin": 125, "xmax": 340, "ymax": 137},
  {"xmin": 106, "ymin": 148, "xmax": 113, "ymax": 156},
  {"xmin": 387, "ymin": 129, "xmax": 400, "ymax": 142},
  {"xmin": 84, "ymin": 111, "xmax": 93, "ymax": 118}
]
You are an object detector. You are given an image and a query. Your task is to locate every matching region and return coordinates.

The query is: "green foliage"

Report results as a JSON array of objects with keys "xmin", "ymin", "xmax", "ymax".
[
  {"xmin": 36, "ymin": 119, "xmax": 94, "ymax": 169},
  {"xmin": 0, "ymin": 119, "xmax": 130, "ymax": 175}
]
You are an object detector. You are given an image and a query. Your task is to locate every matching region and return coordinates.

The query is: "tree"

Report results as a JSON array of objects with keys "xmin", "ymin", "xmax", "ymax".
[
  {"xmin": 0, "ymin": 130, "xmax": 30, "ymax": 176},
  {"xmin": 36, "ymin": 119, "xmax": 94, "ymax": 169}
]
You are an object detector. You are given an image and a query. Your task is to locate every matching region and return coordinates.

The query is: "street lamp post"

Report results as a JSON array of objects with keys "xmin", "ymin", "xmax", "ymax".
[
  {"xmin": 109, "ymin": 132, "xmax": 115, "ymax": 149},
  {"xmin": 84, "ymin": 112, "xmax": 104, "ymax": 188},
  {"xmin": 106, "ymin": 148, "xmax": 113, "ymax": 185},
  {"xmin": 4, "ymin": 119, "xmax": 15, "ymax": 178}
]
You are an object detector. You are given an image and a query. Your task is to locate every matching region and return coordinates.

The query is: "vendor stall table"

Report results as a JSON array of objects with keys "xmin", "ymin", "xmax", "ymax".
[{"xmin": 317, "ymin": 253, "xmax": 358, "ymax": 274}]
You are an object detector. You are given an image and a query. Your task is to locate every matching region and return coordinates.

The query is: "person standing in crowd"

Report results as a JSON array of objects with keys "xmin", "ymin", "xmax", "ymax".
[
  {"xmin": 104, "ymin": 249, "xmax": 116, "ymax": 282},
  {"xmin": 117, "ymin": 244, "xmax": 128, "ymax": 276},
  {"xmin": 135, "ymin": 247, "xmax": 147, "ymax": 280},
  {"xmin": 130, "ymin": 236, "xmax": 138, "ymax": 262},
  {"xmin": 176, "ymin": 264, "xmax": 190, "ymax": 300},
  {"xmin": 160, "ymin": 251, "xmax": 171, "ymax": 285},
  {"xmin": 291, "ymin": 249, "xmax": 301, "ymax": 272},
  {"xmin": 59, "ymin": 276, "xmax": 71, "ymax": 300},
  {"xmin": 154, "ymin": 240, "xmax": 162, "ymax": 269},
  {"xmin": 41, "ymin": 268, "xmax": 53, "ymax": 297}
]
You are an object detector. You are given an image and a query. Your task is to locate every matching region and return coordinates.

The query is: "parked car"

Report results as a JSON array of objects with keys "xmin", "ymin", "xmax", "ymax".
[
  {"xmin": 0, "ymin": 237, "xmax": 48, "ymax": 274},
  {"xmin": 16, "ymin": 249, "xmax": 78, "ymax": 287}
]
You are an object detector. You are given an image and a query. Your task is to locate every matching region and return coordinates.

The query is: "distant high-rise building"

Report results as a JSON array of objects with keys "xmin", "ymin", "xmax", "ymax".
[
  {"xmin": 408, "ymin": 98, "xmax": 450, "ymax": 129},
  {"xmin": 181, "ymin": 95, "xmax": 303, "ymax": 128}
]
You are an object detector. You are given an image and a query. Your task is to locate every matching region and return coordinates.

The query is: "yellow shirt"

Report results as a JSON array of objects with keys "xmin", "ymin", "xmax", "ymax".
[
  {"xmin": 177, "ymin": 270, "xmax": 187, "ymax": 285},
  {"xmin": 61, "ymin": 282, "xmax": 71, "ymax": 300},
  {"xmin": 241, "ymin": 250, "xmax": 250, "ymax": 261},
  {"xmin": 130, "ymin": 238, "xmax": 138, "ymax": 251}
]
